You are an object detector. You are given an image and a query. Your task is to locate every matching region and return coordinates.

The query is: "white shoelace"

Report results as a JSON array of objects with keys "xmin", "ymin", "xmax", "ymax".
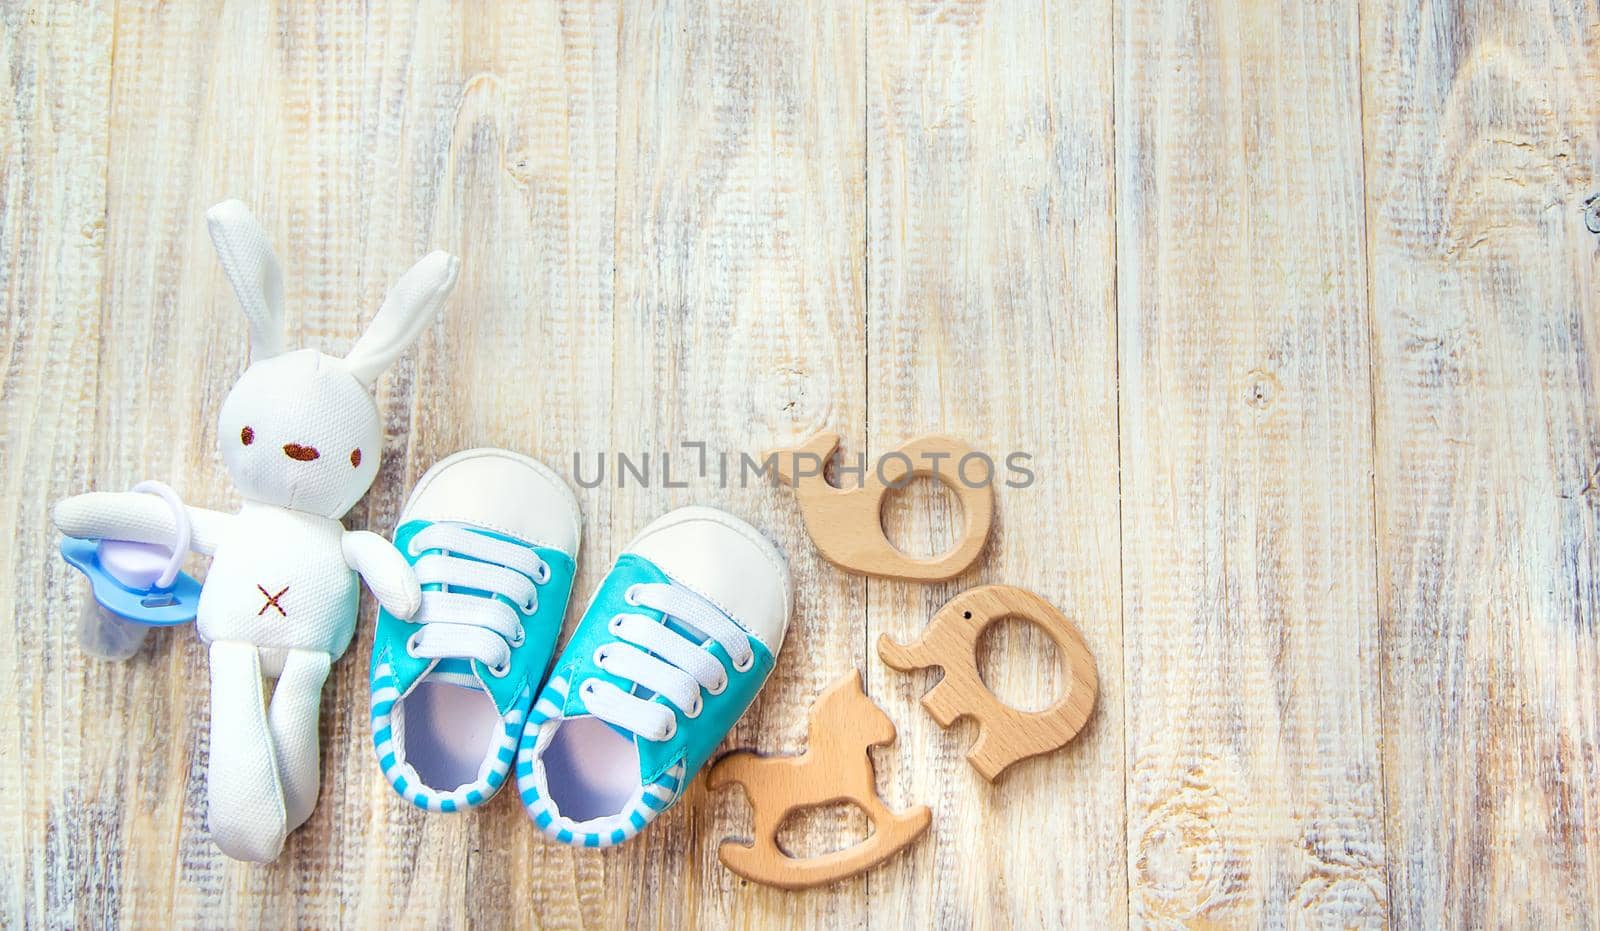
[
  {"xmin": 403, "ymin": 523, "xmax": 550, "ymax": 676},
  {"xmin": 578, "ymin": 582, "xmax": 755, "ymax": 742}
]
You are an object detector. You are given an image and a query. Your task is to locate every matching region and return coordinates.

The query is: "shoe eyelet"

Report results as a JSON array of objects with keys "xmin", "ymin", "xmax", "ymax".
[
  {"xmin": 580, "ymin": 680, "xmax": 597, "ymax": 697},
  {"xmin": 488, "ymin": 661, "xmax": 511, "ymax": 679},
  {"xmin": 608, "ymin": 614, "xmax": 625, "ymax": 634},
  {"xmin": 659, "ymin": 718, "xmax": 677, "ymax": 741},
  {"xmin": 536, "ymin": 563, "xmax": 552, "ymax": 584},
  {"xmin": 593, "ymin": 647, "xmax": 609, "ymax": 668},
  {"xmin": 520, "ymin": 597, "xmax": 537, "ymax": 614},
  {"xmin": 404, "ymin": 632, "xmax": 423, "ymax": 658},
  {"xmin": 510, "ymin": 625, "xmax": 526, "ymax": 647},
  {"xmin": 685, "ymin": 696, "xmax": 703, "ymax": 719},
  {"xmin": 623, "ymin": 584, "xmax": 643, "ymax": 606},
  {"xmin": 732, "ymin": 652, "xmax": 754, "ymax": 673},
  {"xmin": 707, "ymin": 675, "xmax": 728, "ymax": 696}
]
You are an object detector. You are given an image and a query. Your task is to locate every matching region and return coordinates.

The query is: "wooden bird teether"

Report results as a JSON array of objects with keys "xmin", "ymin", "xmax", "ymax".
[
  {"xmin": 708, "ymin": 671, "xmax": 931, "ymax": 889},
  {"xmin": 878, "ymin": 585, "xmax": 1097, "ymax": 781},
  {"xmin": 769, "ymin": 432, "xmax": 994, "ymax": 581}
]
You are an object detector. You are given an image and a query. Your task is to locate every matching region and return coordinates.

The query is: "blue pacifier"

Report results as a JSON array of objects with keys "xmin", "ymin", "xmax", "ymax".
[{"xmin": 60, "ymin": 481, "xmax": 201, "ymax": 660}]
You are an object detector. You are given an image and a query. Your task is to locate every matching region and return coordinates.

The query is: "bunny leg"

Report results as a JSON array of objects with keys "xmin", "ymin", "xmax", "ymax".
[
  {"xmin": 267, "ymin": 648, "xmax": 331, "ymax": 833},
  {"xmin": 206, "ymin": 640, "xmax": 288, "ymax": 862}
]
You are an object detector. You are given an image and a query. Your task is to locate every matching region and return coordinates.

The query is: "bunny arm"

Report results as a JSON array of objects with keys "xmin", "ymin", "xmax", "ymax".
[
  {"xmin": 342, "ymin": 530, "xmax": 421, "ymax": 620},
  {"xmin": 53, "ymin": 491, "xmax": 234, "ymax": 555}
]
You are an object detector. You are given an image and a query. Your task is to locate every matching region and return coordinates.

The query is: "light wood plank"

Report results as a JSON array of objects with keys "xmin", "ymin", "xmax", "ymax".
[
  {"xmin": 385, "ymin": 4, "xmax": 620, "ymax": 928},
  {"xmin": 78, "ymin": 2, "xmax": 620, "ymax": 925},
  {"xmin": 95, "ymin": 2, "xmax": 432, "ymax": 924},
  {"xmin": 866, "ymin": 1, "xmax": 1125, "ymax": 926},
  {"xmin": 610, "ymin": 0, "xmax": 868, "ymax": 925},
  {"xmin": 12, "ymin": 1, "xmax": 1600, "ymax": 926},
  {"xmin": 0, "ymin": 1, "xmax": 113, "ymax": 926},
  {"xmin": 1364, "ymin": 2, "xmax": 1600, "ymax": 925},
  {"xmin": 1116, "ymin": 0, "xmax": 1388, "ymax": 925}
]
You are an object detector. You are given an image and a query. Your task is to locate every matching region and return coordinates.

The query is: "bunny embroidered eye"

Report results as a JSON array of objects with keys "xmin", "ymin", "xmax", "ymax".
[
  {"xmin": 350, "ymin": 449, "xmax": 362, "ymax": 468},
  {"xmin": 241, "ymin": 426, "xmax": 255, "ymax": 446}
]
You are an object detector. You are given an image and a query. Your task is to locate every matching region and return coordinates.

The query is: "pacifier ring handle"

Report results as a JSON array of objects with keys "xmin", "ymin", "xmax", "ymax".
[{"xmin": 131, "ymin": 480, "xmax": 191, "ymax": 589}]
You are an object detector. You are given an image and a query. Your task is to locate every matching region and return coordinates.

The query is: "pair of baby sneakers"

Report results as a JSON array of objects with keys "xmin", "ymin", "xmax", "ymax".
[{"xmin": 368, "ymin": 449, "xmax": 790, "ymax": 847}]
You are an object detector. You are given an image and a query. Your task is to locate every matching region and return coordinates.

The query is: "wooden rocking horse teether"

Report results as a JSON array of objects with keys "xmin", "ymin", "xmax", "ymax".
[
  {"xmin": 878, "ymin": 585, "xmax": 1098, "ymax": 781},
  {"xmin": 708, "ymin": 671, "xmax": 931, "ymax": 889},
  {"xmin": 769, "ymin": 432, "xmax": 994, "ymax": 581}
]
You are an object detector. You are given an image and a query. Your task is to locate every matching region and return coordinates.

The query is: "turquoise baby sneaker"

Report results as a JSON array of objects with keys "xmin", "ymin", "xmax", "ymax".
[
  {"xmin": 516, "ymin": 505, "xmax": 791, "ymax": 847},
  {"xmin": 370, "ymin": 448, "xmax": 580, "ymax": 812}
]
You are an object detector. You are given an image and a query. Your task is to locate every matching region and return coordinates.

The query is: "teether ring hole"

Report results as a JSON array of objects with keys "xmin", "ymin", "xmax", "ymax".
[
  {"xmin": 976, "ymin": 615, "xmax": 1063, "ymax": 713},
  {"xmin": 879, "ymin": 476, "xmax": 962, "ymax": 559},
  {"xmin": 776, "ymin": 801, "xmax": 872, "ymax": 858}
]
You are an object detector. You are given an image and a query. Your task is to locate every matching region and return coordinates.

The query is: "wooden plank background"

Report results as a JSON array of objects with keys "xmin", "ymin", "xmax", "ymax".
[{"xmin": 1, "ymin": 0, "xmax": 1596, "ymax": 927}]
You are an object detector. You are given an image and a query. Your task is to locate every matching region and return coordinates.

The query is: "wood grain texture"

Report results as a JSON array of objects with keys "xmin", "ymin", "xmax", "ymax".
[
  {"xmin": 707, "ymin": 670, "xmax": 931, "ymax": 890},
  {"xmin": 0, "ymin": 2, "xmax": 112, "ymax": 926},
  {"xmin": 878, "ymin": 584, "xmax": 1098, "ymax": 782},
  {"xmin": 4, "ymin": 0, "xmax": 1600, "ymax": 926},
  {"xmin": 374, "ymin": 5, "xmax": 620, "ymax": 928},
  {"xmin": 770, "ymin": 431, "xmax": 994, "ymax": 581},
  {"xmin": 611, "ymin": 0, "xmax": 868, "ymax": 926},
  {"xmin": 866, "ymin": 0, "xmax": 1126, "ymax": 926},
  {"xmin": 1364, "ymin": 2, "xmax": 1600, "ymax": 926},
  {"xmin": 1116, "ymin": 0, "xmax": 1387, "ymax": 925}
]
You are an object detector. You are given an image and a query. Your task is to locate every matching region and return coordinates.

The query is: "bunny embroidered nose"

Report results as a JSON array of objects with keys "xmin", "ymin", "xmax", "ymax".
[{"xmin": 283, "ymin": 443, "xmax": 320, "ymax": 462}]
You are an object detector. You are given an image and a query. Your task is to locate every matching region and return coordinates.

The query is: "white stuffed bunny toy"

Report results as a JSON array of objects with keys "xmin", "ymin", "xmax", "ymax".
[{"xmin": 54, "ymin": 200, "xmax": 458, "ymax": 862}]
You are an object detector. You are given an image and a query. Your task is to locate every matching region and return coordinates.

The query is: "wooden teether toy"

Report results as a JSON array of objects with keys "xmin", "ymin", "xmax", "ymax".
[
  {"xmin": 708, "ymin": 670, "xmax": 931, "ymax": 889},
  {"xmin": 878, "ymin": 585, "xmax": 1098, "ymax": 781},
  {"xmin": 769, "ymin": 432, "xmax": 993, "ymax": 581}
]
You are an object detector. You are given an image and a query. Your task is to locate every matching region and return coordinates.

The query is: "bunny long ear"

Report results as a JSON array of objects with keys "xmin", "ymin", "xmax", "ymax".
[
  {"xmin": 343, "ymin": 251, "xmax": 460, "ymax": 386},
  {"xmin": 206, "ymin": 200, "xmax": 286, "ymax": 362}
]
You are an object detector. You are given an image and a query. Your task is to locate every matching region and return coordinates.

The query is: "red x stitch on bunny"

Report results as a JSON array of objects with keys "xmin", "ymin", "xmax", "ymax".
[{"xmin": 255, "ymin": 584, "xmax": 288, "ymax": 617}]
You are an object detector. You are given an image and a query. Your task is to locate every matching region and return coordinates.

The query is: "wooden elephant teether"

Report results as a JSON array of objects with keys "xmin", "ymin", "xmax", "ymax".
[
  {"xmin": 708, "ymin": 671, "xmax": 931, "ymax": 890},
  {"xmin": 769, "ymin": 432, "xmax": 993, "ymax": 581},
  {"xmin": 878, "ymin": 585, "xmax": 1097, "ymax": 781}
]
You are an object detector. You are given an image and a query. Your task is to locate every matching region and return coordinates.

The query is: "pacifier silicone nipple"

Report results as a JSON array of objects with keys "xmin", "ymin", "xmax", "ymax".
[
  {"xmin": 78, "ymin": 586, "xmax": 151, "ymax": 660},
  {"xmin": 78, "ymin": 538, "xmax": 168, "ymax": 659}
]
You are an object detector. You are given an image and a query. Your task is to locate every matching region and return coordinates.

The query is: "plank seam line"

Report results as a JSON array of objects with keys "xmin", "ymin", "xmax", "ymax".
[
  {"xmin": 1108, "ymin": 1, "xmax": 1131, "ymax": 926},
  {"xmin": 1352, "ymin": 0, "xmax": 1395, "ymax": 918}
]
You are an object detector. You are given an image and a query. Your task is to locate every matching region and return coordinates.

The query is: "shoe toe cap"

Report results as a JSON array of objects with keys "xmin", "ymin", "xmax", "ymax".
[
  {"xmin": 624, "ymin": 506, "xmax": 791, "ymax": 652},
  {"xmin": 402, "ymin": 448, "xmax": 581, "ymax": 556}
]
